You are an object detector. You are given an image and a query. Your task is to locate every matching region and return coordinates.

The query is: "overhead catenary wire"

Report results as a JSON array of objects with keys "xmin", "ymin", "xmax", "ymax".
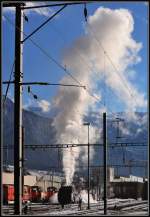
[
  {"xmin": 3, "ymin": 81, "xmax": 86, "ymax": 88},
  {"xmin": 4, "ymin": 14, "xmax": 135, "ymax": 121},
  {"xmin": 21, "ymin": 1, "xmax": 95, "ymax": 10},
  {"xmin": 3, "ymin": 14, "xmax": 83, "ymax": 87},
  {"xmin": 4, "ymin": 14, "xmax": 117, "ymax": 117},
  {"xmin": 3, "ymin": 142, "xmax": 147, "ymax": 149},
  {"xmin": 4, "ymin": 14, "xmax": 98, "ymax": 119},
  {"xmin": 25, "ymin": 83, "xmax": 86, "ymax": 107},
  {"xmin": 2, "ymin": 3, "xmax": 148, "ymax": 200},
  {"xmin": 49, "ymin": 9, "xmax": 125, "ymax": 119},
  {"xmin": 45, "ymin": 6, "xmax": 130, "ymax": 118},
  {"xmin": 34, "ymin": 164, "xmax": 147, "ymax": 170},
  {"xmin": 26, "ymin": 37, "xmax": 108, "ymax": 111},
  {"xmin": 4, "ymin": 11, "xmax": 103, "ymax": 107},
  {"xmin": 3, "ymin": 60, "xmax": 15, "ymax": 106},
  {"xmin": 3, "ymin": 5, "xmax": 144, "ymax": 119},
  {"xmin": 3, "ymin": 17, "xmax": 132, "ymax": 131},
  {"xmin": 4, "ymin": 14, "xmax": 118, "ymax": 120},
  {"xmin": 22, "ymin": 5, "xmax": 67, "ymax": 43},
  {"xmin": 38, "ymin": 9, "xmax": 119, "ymax": 119}
]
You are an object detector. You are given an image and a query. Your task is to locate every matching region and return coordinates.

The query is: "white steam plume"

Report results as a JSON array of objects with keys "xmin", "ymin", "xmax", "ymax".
[{"xmin": 52, "ymin": 7, "xmax": 146, "ymax": 185}]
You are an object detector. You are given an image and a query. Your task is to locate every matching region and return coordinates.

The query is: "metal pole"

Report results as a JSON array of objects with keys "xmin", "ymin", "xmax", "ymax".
[
  {"xmin": 52, "ymin": 171, "xmax": 54, "ymax": 187},
  {"xmin": 1, "ymin": 5, "xmax": 3, "ymax": 209},
  {"xmin": 14, "ymin": 4, "xmax": 24, "ymax": 215},
  {"xmin": 22, "ymin": 126, "xmax": 25, "ymax": 198},
  {"xmin": 103, "ymin": 112, "xmax": 107, "ymax": 215},
  {"xmin": 6, "ymin": 145, "xmax": 8, "ymax": 165},
  {"xmin": 88, "ymin": 124, "xmax": 90, "ymax": 209}
]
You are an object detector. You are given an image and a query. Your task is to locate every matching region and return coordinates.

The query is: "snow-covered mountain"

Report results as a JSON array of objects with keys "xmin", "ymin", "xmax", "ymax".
[
  {"xmin": 3, "ymin": 97, "xmax": 57, "ymax": 169},
  {"xmin": 3, "ymin": 97, "xmax": 148, "ymax": 177}
]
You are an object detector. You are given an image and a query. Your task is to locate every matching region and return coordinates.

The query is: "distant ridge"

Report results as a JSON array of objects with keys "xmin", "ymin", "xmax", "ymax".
[{"xmin": 3, "ymin": 97, "xmax": 148, "ymax": 177}]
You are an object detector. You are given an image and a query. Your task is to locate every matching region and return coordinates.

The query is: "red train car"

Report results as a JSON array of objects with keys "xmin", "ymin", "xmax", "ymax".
[
  {"xmin": 45, "ymin": 187, "xmax": 57, "ymax": 201},
  {"xmin": 3, "ymin": 184, "xmax": 57, "ymax": 204},
  {"xmin": 3, "ymin": 184, "xmax": 31, "ymax": 204},
  {"xmin": 30, "ymin": 186, "xmax": 42, "ymax": 202},
  {"xmin": 3, "ymin": 184, "xmax": 14, "ymax": 204},
  {"xmin": 23, "ymin": 185, "xmax": 31, "ymax": 202}
]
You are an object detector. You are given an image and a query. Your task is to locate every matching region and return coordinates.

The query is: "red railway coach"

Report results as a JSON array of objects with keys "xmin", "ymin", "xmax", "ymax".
[
  {"xmin": 3, "ymin": 184, "xmax": 31, "ymax": 204},
  {"xmin": 30, "ymin": 186, "xmax": 42, "ymax": 202},
  {"xmin": 45, "ymin": 187, "xmax": 57, "ymax": 201},
  {"xmin": 23, "ymin": 185, "xmax": 31, "ymax": 202},
  {"xmin": 3, "ymin": 184, "xmax": 57, "ymax": 204},
  {"xmin": 3, "ymin": 184, "xmax": 14, "ymax": 204}
]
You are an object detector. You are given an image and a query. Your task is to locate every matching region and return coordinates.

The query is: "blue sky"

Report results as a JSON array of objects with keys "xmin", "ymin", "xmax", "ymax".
[{"xmin": 2, "ymin": 1, "xmax": 148, "ymax": 113}]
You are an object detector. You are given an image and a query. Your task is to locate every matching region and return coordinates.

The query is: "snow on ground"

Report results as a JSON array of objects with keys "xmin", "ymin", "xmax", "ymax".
[
  {"xmin": 80, "ymin": 190, "xmax": 98, "ymax": 204},
  {"xmin": 35, "ymin": 198, "xmax": 148, "ymax": 216},
  {"xmin": 49, "ymin": 192, "xmax": 58, "ymax": 204},
  {"xmin": 39, "ymin": 208, "xmax": 79, "ymax": 216}
]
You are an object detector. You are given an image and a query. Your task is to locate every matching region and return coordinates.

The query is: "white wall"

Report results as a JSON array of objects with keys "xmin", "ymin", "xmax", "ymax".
[
  {"xmin": 3, "ymin": 172, "xmax": 37, "ymax": 186},
  {"xmin": 3, "ymin": 172, "xmax": 62, "ymax": 189}
]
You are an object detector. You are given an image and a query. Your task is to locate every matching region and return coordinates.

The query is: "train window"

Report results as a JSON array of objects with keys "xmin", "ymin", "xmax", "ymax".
[
  {"xmin": 38, "ymin": 187, "xmax": 42, "ymax": 192},
  {"xmin": 32, "ymin": 187, "xmax": 37, "ymax": 191},
  {"xmin": 24, "ymin": 189, "xmax": 27, "ymax": 193},
  {"xmin": 47, "ymin": 187, "xmax": 57, "ymax": 192}
]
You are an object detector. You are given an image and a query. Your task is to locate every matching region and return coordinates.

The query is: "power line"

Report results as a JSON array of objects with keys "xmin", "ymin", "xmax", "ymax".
[
  {"xmin": 3, "ymin": 81, "xmax": 86, "ymax": 88},
  {"xmin": 28, "ymin": 38, "xmax": 85, "ymax": 86},
  {"xmin": 27, "ymin": 34, "xmax": 105, "ymax": 109},
  {"xmin": 21, "ymin": 1, "xmax": 95, "ymax": 10},
  {"xmin": 37, "ymin": 11, "xmax": 118, "ymax": 118},
  {"xmin": 3, "ymin": 14, "xmax": 84, "ymax": 87},
  {"xmin": 3, "ymin": 14, "xmax": 135, "ymax": 120},
  {"xmin": 4, "ymin": 15, "xmax": 116, "ymax": 120},
  {"xmin": 51, "ymin": 22, "xmax": 106, "ymax": 107},
  {"xmin": 22, "ymin": 5, "xmax": 67, "ymax": 43},
  {"xmin": 50, "ymin": 15, "xmax": 124, "ymax": 118},
  {"xmin": 3, "ymin": 142, "xmax": 147, "ymax": 149},
  {"xmin": 24, "ymin": 6, "xmax": 113, "ymax": 113},
  {"xmin": 4, "ymin": 14, "xmax": 102, "ymax": 119},
  {"xmin": 49, "ymin": 11, "xmax": 129, "ymax": 117},
  {"xmin": 3, "ymin": 60, "xmax": 15, "ymax": 106},
  {"xmin": 4, "ymin": 14, "xmax": 116, "ymax": 118}
]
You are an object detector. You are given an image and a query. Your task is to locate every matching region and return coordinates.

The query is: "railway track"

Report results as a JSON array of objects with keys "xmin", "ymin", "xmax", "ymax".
[
  {"xmin": 2, "ymin": 199, "xmax": 148, "ymax": 215},
  {"xmin": 3, "ymin": 204, "xmax": 60, "ymax": 215},
  {"xmin": 45, "ymin": 200, "xmax": 148, "ymax": 216}
]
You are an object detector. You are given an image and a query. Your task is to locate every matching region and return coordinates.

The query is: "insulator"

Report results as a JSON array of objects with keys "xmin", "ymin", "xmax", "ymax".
[
  {"xmin": 28, "ymin": 86, "xmax": 30, "ymax": 93},
  {"xmin": 33, "ymin": 94, "xmax": 38, "ymax": 99},
  {"xmin": 24, "ymin": 15, "xmax": 28, "ymax": 22},
  {"xmin": 84, "ymin": 4, "xmax": 88, "ymax": 22}
]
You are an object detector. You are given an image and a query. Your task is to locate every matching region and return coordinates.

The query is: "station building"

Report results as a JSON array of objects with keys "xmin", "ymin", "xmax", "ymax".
[{"xmin": 2, "ymin": 165, "xmax": 64, "ymax": 191}]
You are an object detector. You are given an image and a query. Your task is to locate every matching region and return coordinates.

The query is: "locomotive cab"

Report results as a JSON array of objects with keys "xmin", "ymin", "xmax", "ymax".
[{"xmin": 58, "ymin": 186, "xmax": 73, "ymax": 205}]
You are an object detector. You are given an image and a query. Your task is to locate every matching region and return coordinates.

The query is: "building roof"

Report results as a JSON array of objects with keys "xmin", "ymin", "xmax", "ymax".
[{"xmin": 111, "ymin": 175, "xmax": 145, "ymax": 183}]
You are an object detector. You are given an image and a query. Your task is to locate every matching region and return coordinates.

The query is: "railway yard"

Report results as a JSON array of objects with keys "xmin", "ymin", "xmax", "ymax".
[
  {"xmin": 3, "ymin": 199, "xmax": 148, "ymax": 216},
  {"xmin": 2, "ymin": 1, "xmax": 149, "ymax": 216}
]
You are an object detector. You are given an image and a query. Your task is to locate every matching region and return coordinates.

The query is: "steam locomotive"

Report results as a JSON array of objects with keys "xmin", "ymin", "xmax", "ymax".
[{"xmin": 58, "ymin": 186, "xmax": 76, "ymax": 206}]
